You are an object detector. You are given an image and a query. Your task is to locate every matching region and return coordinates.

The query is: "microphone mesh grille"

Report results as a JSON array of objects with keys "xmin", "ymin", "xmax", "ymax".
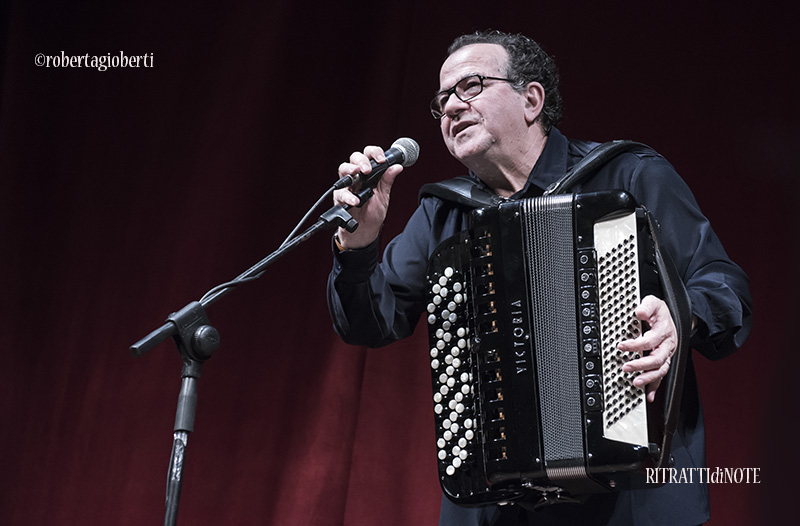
[{"xmin": 392, "ymin": 137, "xmax": 420, "ymax": 167}]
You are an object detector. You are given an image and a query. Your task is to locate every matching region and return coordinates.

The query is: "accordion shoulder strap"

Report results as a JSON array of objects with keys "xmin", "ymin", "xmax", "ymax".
[
  {"xmin": 418, "ymin": 175, "xmax": 505, "ymax": 208},
  {"xmin": 544, "ymin": 140, "xmax": 654, "ymax": 196},
  {"xmin": 418, "ymin": 140, "xmax": 655, "ymax": 207}
]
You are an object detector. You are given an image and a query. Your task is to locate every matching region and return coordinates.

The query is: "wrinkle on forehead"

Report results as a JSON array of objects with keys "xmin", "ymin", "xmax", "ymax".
[{"xmin": 438, "ymin": 44, "xmax": 509, "ymax": 89}]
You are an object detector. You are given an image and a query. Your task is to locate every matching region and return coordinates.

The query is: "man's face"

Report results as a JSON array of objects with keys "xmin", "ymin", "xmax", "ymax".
[{"xmin": 437, "ymin": 43, "xmax": 531, "ymax": 168}]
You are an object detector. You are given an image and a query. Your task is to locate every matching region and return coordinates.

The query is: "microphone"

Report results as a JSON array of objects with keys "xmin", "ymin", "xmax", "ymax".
[{"xmin": 334, "ymin": 137, "xmax": 420, "ymax": 190}]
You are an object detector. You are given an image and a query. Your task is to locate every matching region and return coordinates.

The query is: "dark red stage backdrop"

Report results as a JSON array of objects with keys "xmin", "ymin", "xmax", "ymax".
[{"xmin": 1, "ymin": 2, "xmax": 795, "ymax": 525}]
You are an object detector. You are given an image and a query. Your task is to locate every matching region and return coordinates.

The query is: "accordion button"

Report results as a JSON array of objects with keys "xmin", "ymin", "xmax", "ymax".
[
  {"xmin": 427, "ymin": 315, "xmax": 436, "ymax": 325},
  {"xmin": 465, "ymin": 430, "xmax": 474, "ymax": 440},
  {"xmin": 431, "ymin": 359, "xmax": 440, "ymax": 369},
  {"xmin": 438, "ymin": 450, "xmax": 447, "ymax": 460},
  {"xmin": 434, "ymin": 404, "xmax": 443, "ymax": 414},
  {"xmin": 458, "ymin": 438, "xmax": 467, "ymax": 448},
  {"xmin": 445, "ymin": 266, "xmax": 454, "ymax": 278},
  {"xmin": 444, "ymin": 430, "xmax": 453, "ymax": 441},
  {"xmin": 438, "ymin": 438, "xmax": 446, "ymax": 448},
  {"xmin": 446, "ymin": 465, "xmax": 456, "ymax": 476}
]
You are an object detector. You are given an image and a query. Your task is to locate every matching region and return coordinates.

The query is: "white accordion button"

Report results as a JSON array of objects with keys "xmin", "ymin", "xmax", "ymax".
[
  {"xmin": 430, "ymin": 359, "xmax": 440, "ymax": 369},
  {"xmin": 444, "ymin": 266, "xmax": 454, "ymax": 278}
]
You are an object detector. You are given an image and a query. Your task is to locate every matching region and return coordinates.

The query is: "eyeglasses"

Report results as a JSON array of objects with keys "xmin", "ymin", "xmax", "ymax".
[{"xmin": 430, "ymin": 74, "xmax": 514, "ymax": 119}]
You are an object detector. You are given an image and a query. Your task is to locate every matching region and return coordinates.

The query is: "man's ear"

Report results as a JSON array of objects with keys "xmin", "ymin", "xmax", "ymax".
[{"xmin": 523, "ymin": 81, "xmax": 546, "ymax": 125}]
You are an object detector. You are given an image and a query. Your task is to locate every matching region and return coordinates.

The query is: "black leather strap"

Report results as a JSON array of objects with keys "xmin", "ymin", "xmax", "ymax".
[
  {"xmin": 419, "ymin": 140, "xmax": 656, "ymax": 207},
  {"xmin": 418, "ymin": 176, "xmax": 504, "ymax": 208},
  {"xmin": 544, "ymin": 140, "xmax": 653, "ymax": 196}
]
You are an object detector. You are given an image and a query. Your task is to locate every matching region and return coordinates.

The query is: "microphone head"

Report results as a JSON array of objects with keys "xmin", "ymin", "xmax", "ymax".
[{"xmin": 392, "ymin": 137, "xmax": 420, "ymax": 167}]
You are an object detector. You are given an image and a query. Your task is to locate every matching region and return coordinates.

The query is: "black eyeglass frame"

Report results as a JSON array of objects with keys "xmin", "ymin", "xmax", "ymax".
[{"xmin": 430, "ymin": 74, "xmax": 514, "ymax": 119}]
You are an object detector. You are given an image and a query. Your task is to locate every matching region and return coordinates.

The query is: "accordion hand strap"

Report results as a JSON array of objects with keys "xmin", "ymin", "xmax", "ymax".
[{"xmin": 644, "ymin": 208, "xmax": 692, "ymax": 467}]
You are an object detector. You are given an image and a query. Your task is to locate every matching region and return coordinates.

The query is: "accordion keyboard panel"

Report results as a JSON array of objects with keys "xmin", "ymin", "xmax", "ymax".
[
  {"xmin": 426, "ymin": 249, "xmax": 478, "ymax": 479},
  {"xmin": 594, "ymin": 213, "xmax": 648, "ymax": 446}
]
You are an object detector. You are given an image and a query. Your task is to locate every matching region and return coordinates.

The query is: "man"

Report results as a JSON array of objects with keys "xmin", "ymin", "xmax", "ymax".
[{"xmin": 327, "ymin": 30, "xmax": 751, "ymax": 526}]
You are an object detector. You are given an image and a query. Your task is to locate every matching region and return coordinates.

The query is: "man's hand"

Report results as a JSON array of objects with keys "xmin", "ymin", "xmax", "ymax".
[
  {"xmin": 333, "ymin": 146, "xmax": 404, "ymax": 250},
  {"xmin": 618, "ymin": 295, "xmax": 678, "ymax": 403}
]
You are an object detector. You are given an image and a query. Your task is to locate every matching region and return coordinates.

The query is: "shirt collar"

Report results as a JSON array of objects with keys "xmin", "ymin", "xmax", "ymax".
[{"xmin": 511, "ymin": 126, "xmax": 569, "ymax": 199}]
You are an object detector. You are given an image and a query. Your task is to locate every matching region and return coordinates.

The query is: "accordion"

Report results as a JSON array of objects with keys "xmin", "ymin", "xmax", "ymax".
[{"xmin": 425, "ymin": 190, "xmax": 690, "ymax": 508}]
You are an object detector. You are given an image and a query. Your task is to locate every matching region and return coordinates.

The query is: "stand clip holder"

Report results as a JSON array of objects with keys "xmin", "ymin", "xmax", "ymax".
[{"xmin": 163, "ymin": 302, "xmax": 220, "ymax": 526}]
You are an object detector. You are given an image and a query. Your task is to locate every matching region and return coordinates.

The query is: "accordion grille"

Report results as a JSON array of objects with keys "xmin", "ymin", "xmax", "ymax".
[{"xmin": 522, "ymin": 196, "xmax": 586, "ymax": 470}]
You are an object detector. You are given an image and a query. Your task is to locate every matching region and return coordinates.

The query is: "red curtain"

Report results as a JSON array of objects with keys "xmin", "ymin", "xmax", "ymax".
[{"xmin": 1, "ymin": 1, "xmax": 795, "ymax": 524}]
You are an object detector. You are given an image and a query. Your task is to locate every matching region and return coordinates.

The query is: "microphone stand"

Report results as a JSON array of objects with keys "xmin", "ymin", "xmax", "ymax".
[{"xmin": 131, "ymin": 187, "xmax": 372, "ymax": 526}]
